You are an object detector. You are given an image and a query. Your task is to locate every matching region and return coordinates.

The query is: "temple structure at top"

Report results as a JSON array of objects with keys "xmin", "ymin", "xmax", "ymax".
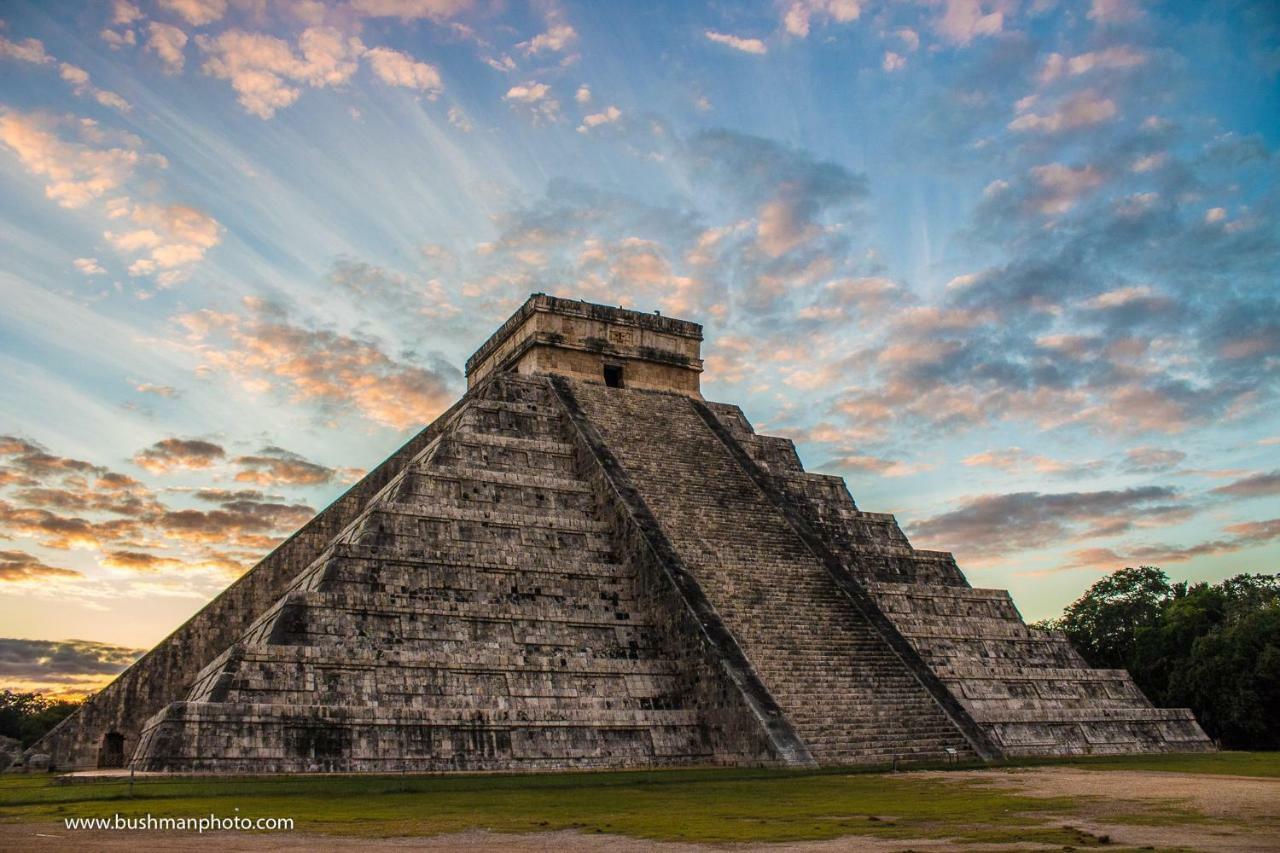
[
  {"xmin": 29, "ymin": 294, "xmax": 1211, "ymax": 774},
  {"xmin": 466, "ymin": 294, "xmax": 705, "ymax": 395}
]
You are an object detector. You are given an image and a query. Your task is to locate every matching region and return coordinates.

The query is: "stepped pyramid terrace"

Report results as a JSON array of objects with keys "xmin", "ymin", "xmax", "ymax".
[{"xmin": 32, "ymin": 294, "xmax": 1212, "ymax": 773}]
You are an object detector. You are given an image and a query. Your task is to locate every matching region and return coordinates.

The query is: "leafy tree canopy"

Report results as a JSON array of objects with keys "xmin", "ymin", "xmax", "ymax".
[
  {"xmin": 1051, "ymin": 569, "xmax": 1280, "ymax": 749},
  {"xmin": 0, "ymin": 691, "xmax": 81, "ymax": 748}
]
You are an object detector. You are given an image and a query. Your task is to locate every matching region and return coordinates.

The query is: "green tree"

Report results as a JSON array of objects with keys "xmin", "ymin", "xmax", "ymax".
[
  {"xmin": 0, "ymin": 691, "xmax": 81, "ymax": 747},
  {"xmin": 1054, "ymin": 569, "xmax": 1279, "ymax": 748},
  {"xmin": 1059, "ymin": 566, "xmax": 1172, "ymax": 669},
  {"xmin": 1130, "ymin": 582, "xmax": 1226, "ymax": 707},
  {"xmin": 1172, "ymin": 607, "xmax": 1280, "ymax": 748}
]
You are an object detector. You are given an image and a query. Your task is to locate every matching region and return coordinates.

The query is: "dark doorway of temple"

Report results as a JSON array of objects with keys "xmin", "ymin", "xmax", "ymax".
[
  {"xmin": 603, "ymin": 364, "xmax": 624, "ymax": 388},
  {"xmin": 99, "ymin": 731, "xmax": 125, "ymax": 768}
]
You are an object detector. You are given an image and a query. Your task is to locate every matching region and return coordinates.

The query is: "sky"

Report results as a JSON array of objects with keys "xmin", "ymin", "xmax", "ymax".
[{"xmin": 0, "ymin": 0, "xmax": 1276, "ymax": 699}]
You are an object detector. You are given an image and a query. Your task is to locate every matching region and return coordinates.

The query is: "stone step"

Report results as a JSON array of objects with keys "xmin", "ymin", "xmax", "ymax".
[
  {"xmin": 274, "ymin": 589, "xmax": 654, "ymax": 628},
  {"xmin": 441, "ymin": 430, "xmax": 577, "ymax": 456},
  {"xmin": 360, "ymin": 502, "xmax": 610, "ymax": 534},
  {"xmin": 408, "ymin": 463, "xmax": 591, "ymax": 493},
  {"xmin": 432, "ymin": 431, "xmax": 578, "ymax": 476},
  {"xmin": 206, "ymin": 644, "xmax": 684, "ymax": 673},
  {"xmin": 152, "ymin": 700, "xmax": 705, "ymax": 728},
  {"xmin": 323, "ymin": 544, "xmax": 635, "ymax": 580},
  {"xmin": 345, "ymin": 507, "xmax": 614, "ymax": 555}
]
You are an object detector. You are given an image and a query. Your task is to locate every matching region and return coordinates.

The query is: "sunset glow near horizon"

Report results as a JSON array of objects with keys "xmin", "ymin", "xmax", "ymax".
[{"xmin": 0, "ymin": 0, "xmax": 1277, "ymax": 698}]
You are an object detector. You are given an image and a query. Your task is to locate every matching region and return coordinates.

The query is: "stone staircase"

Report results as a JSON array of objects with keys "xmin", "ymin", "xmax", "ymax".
[
  {"xmin": 705, "ymin": 402, "xmax": 1212, "ymax": 757},
  {"xmin": 569, "ymin": 382, "xmax": 977, "ymax": 765},
  {"xmin": 132, "ymin": 375, "xmax": 714, "ymax": 772}
]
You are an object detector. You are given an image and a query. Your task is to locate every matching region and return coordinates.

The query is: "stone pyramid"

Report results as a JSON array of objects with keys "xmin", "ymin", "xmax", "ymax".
[{"xmin": 35, "ymin": 295, "xmax": 1211, "ymax": 772}]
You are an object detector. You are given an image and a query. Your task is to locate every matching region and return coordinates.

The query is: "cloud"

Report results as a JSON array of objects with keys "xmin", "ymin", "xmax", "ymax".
[
  {"xmin": 1038, "ymin": 45, "xmax": 1147, "ymax": 84},
  {"xmin": 158, "ymin": 0, "xmax": 227, "ymax": 27},
  {"xmin": 1009, "ymin": 89, "xmax": 1117, "ymax": 134},
  {"xmin": 683, "ymin": 129, "xmax": 867, "ymax": 274},
  {"xmin": 1026, "ymin": 162, "xmax": 1105, "ymax": 214},
  {"xmin": 818, "ymin": 453, "xmax": 931, "ymax": 478},
  {"xmin": 0, "ymin": 550, "xmax": 81, "ymax": 582},
  {"xmin": 0, "ymin": 114, "xmax": 210, "ymax": 282},
  {"xmin": 1211, "ymin": 470, "xmax": 1280, "ymax": 499},
  {"xmin": 100, "ymin": 27, "xmax": 138, "ymax": 49},
  {"xmin": 907, "ymin": 485, "xmax": 1187, "ymax": 559},
  {"xmin": 0, "ymin": 434, "xmax": 311, "ymax": 583},
  {"xmin": 1, "ymin": 435, "xmax": 100, "ymax": 480},
  {"xmin": 152, "ymin": 495, "xmax": 313, "ymax": 547},
  {"xmin": 704, "ymin": 31, "xmax": 767, "ymax": 55},
  {"xmin": 1088, "ymin": 0, "xmax": 1143, "ymax": 25},
  {"xmin": 781, "ymin": 0, "xmax": 861, "ymax": 38},
  {"xmin": 176, "ymin": 299, "xmax": 460, "ymax": 431},
  {"xmin": 99, "ymin": 550, "xmax": 186, "ymax": 572},
  {"xmin": 104, "ymin": 201, "xmax": 222, "ymax": 284},
  {"xmin": 798, "ymin": 277, "xmax": 904, "ymax": 324},
  {"xmin": 518, "ymin": 24, "xmax": 577, "ymax": 55},
  {"xmin": 0, "ymin": 111, "xmax": 146, "ymax": 208},
  {"xmin": 932, "ymin": 0, "xmax": 1005, "ymax": 46},
  {"xmin": 892, "ymin": 27, "xmax": 921, "ymax": 52},
  {"xmin": 447, "ymin": 104, "xmax": 472, "ymax": 132},
  {"xmin": 0, "ymin": 501, "xmax": 142, "ymax": 550},
  {"xmin": 0, "ymin": 638, "xmax": 143, "ymax": 693},
  {"xmin": 0, "ymin": 33, "xmax": 53, "ymax": 64},
  {"xmin": 146, "ymin": 22, "xmax": 189, "ymax": 74},
  {"xmin": 348, "ymin": 0, "xmax": 472, "ymax": 20},
  {"xmin": 327, "ymin": 257, "xmax": 460, "ymax": 319},
  {"xmin": 575, "ymin": 85, "xmax": 591, "ymax": 104},
  {"xmin": 73, "ymin": 257, "xmax": 105, "ymax": 276},
  {"xmin": 134, "ymin": 382, "xmax": 180, "ymax": 397},
  {"xmin": 1123, "ymin": 446, "xmax": 1186, "ymax": 473},
  {"xmin": 132, "ymin": 438, "xmax": 226, "ymax": 474},
  {"xmin": 58, "ymin": 63, "xmax": 131, "ymax": 112},
  {"xmin": 111, "ymin": 0, "xmax": 144, "ymax": 25},
  {"xmin": 196, "ymin": 27, "xmax": 366, "ymax": 119},
  {"xmin": 962, "ymin": 447, "xmax": 1102, "ymax": 477},
  {"xmin": 503, "ymin": 81, "xmax": 559, "ymax": 124},
  {"xmin": 233, "ymin": 446, "xmax": 362, "ymax": 486},
  {"xmin": 883, "ymin": 51, "xmax": 906, "ymax": 72},
  {"xmin": 1225, "ymin": 517, "xmax": 1280, "ymax": 544},
  {"xmin": 577, "ymin": 105, "xmax": 620, "ymax": 133},
  {"xmin": 1061, "ymin": 517, "xmax": 1280, "ymax": 572},
  {"xmin": 9, "ymin": 476, "xmax": 159, "ymax": 519},
  {"xmin": 456, "ymin": 177, "xmax": 714, "ymax": 318},
  {"xmin": 364, "ymin": 46, "xmax": 443, "ymax": 94}
]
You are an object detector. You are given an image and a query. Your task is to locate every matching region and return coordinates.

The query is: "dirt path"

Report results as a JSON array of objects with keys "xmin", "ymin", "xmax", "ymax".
[
  {"xmin": 3, "ymin": 767, "xmax": 1278, "ymax": 851},
  {"xmin": 0, "ymin": 826, "xmax": 1072, "ymax": 852},
  {"xmin": 917, "ymin": 766, "xmax": 1280, "ymax": 852}
]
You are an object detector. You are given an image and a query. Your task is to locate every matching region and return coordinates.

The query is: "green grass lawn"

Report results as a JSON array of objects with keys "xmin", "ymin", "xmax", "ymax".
[{"xmin": 0, "ymin": 752, "xmax": 1273, "ymax": 846}]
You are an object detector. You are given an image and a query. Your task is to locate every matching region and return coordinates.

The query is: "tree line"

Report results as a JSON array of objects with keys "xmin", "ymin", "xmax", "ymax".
[
  {"xmin": 1036, "ymin": 567, "xmax": 1279, "ymax": 749},
  {"xmin": 0, "ymin": 690, "xmax": 80, "ymax": 748}
]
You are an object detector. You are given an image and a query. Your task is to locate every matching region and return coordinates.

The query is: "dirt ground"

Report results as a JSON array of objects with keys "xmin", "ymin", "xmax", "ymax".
[{"xmin": 2, "ymin": 767, "xmax": 1278, "ymax": 851}]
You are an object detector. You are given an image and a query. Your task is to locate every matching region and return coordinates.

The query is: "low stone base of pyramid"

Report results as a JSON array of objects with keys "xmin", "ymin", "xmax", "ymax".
[{"xmin": 133, "ymin": 702, "xmax": 716, "ymax": 773}]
